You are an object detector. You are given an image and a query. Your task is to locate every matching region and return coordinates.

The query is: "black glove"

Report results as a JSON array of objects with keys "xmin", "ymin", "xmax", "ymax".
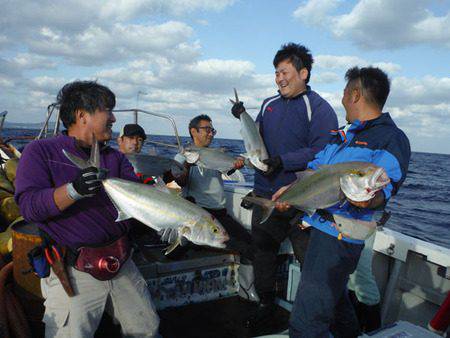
[
  {"xmin": 263, "ymin": 156, "xmax": 282, "ymax": 176},
  {"xmin": 68, "ymin": 166, "xmax": 102, "ymax": 200},
  {"xmin": 231, "ymin": 101, "xmax": 246, "ymax": 119}
]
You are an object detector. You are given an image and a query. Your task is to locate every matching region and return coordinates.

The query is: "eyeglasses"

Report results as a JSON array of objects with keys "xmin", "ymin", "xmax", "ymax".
[{"xmin": 197, "ymin": 126, "xmax": 217, "ymax": 135}]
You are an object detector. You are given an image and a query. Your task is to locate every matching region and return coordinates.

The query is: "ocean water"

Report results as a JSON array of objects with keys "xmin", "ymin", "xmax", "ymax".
[{"xmin": 3, "ymin": 128, "xmax": 450, "ymax": 249}]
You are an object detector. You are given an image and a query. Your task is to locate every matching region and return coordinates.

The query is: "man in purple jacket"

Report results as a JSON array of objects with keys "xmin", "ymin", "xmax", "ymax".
[
  {"xmin": 232, "ymin": 43, "xmax": 338, "ymax": 329},
  {"xmin": 15, "ymin": 81, "xmax": 160, "ymax": 337}
]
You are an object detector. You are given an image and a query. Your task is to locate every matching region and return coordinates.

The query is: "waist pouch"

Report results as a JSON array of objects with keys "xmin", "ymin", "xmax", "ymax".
[
  {"xmin": 72, "ymin": 235, "xmax": 131, "ymax": 281},
  {"xmin": 27, "ymin": 246, "xmax": 50, "ymax": 278}
]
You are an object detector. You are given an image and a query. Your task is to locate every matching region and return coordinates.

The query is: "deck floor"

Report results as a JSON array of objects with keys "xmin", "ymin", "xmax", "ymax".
[{"xmin": 95, "ymin": 297, "xmax": 289, "ymax": 338}]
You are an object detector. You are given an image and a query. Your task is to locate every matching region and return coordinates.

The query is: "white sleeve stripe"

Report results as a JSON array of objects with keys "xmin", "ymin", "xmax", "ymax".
[
  {"xmin": 303, "ymin": 95, "xmax": 312, "ymax": 123},
  {"xmin": 261, "ymin": 95, "xmax": 281, "ymax": 118}
]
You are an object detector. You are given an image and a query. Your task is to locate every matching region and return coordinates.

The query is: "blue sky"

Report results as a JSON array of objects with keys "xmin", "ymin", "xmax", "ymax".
[{"xmin": 1, "ymin": 0, "xmax": 449, "ymax": 154}]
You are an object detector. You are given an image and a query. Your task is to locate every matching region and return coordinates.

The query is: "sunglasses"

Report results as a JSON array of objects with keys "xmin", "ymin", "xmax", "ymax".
[{"xmin": 197, "ymin": 126, "xmax": 217, "ymax": 135}]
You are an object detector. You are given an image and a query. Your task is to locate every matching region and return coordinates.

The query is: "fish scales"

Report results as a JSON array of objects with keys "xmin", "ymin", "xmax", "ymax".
[{"xmin": 103, "ymin": 178, "xmax": 207, "ymax": 231}]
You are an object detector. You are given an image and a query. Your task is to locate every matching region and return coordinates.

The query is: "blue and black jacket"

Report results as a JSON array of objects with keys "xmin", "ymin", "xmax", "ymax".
[
  {"xmin": 254, "ymin": 87, "xmax": 338, "ymax": 198},
  {"xmin": 304, "ymin": 113, "xmax": 411, "ymax": 244}
]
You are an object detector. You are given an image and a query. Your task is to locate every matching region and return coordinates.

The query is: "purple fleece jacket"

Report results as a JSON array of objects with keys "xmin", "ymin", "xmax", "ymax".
[{"xmin": 14, "ymin": 133, "xmax": 138, "ymax": 249}]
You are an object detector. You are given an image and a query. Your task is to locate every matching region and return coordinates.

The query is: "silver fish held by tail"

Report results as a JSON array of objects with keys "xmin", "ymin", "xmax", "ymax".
[
  {"xmin": 126, "ymin": 153, "xmax": 185, "ymax": 177},
  {"xmin": 230, "ymin": 89, "xmax": 269, "ymax": 172},
  {"xmin": 182, "ymin": 145, "xmax": 245, "ymax": 182},
  {"xmin": 243, "ymin": 161, "xmax": 390, "ymax": 240},
  {"xmin": 62, "ymin": 140, "xmax": 229, "ymax": 254}
]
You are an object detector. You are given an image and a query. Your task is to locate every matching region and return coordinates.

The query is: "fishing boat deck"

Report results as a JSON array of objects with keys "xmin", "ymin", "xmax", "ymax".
[{"xmin": 95, "ymin": 296, "xmax": 289, "ymax": 338}]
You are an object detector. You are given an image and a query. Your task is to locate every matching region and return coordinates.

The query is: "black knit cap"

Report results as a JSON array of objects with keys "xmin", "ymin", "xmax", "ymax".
[{"xmin": 119, "ymin": 124, "xmax": 147, "ymax": 140}]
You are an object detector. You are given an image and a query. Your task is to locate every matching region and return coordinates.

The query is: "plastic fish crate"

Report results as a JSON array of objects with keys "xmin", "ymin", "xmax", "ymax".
[{"xmin": 136, "ymin": 247, "xmax": 239, "ymax": 310}]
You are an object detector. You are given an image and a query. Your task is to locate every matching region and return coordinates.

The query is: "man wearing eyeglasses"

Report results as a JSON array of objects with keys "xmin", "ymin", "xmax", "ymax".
[{"xmin": 170, "ymin": 114, "xmax": 257, "ymax": 301}]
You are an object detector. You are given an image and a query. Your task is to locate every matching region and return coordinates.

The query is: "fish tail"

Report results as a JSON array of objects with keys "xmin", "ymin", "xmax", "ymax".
[
  {"xmin": 62, "ymin": 134, "xmax": 103, "ymax": 171},
  {"xmin": 62, "ymin": 149, "xmax": 90, "ymax": 169},
  {"xmin": 242, "ymin": 196, "xmax": 275, "ymax": 223}
]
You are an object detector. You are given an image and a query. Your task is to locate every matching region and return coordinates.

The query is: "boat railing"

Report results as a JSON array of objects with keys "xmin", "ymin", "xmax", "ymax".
[
  {"xmin": 0, "ymin": 111, "xmax": 7, "ymax": 133},
  {"xmin": 36, "ymin": 106, "xmax": 183, "ymax": 152}
]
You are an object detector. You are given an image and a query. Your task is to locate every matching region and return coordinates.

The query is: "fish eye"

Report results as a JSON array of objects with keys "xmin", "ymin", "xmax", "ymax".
[{"xmin": 212, "ymin": 227, "xmax": 218, "ymax": 233}]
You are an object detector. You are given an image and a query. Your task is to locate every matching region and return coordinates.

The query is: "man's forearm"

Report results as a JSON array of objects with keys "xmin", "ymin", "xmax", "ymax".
[
  {"xmin": 174, "ymin": 163, "xmax": 191, "ymax": 187},
  {"xmin": 175, "ymin": 172, "xmax": 189, "ymax": 187}
]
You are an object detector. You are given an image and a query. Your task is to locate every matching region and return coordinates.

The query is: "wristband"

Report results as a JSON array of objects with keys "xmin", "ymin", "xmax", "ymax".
[{"xmin": 66, "ymin": 182, "xmax": 84, "ymax": 201}]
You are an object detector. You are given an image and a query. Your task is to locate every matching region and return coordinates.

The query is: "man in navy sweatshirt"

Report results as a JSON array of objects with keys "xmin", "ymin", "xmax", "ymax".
[{"xmin": 231, "ymin": 43, "xmax": 338, "ymax": 328}]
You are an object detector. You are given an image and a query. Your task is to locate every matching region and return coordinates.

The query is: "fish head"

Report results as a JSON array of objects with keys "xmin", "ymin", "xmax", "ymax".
[
  {"xmin": 187, "ymin": 215, "xmax": 229, "ymax": 249},
  {"xmin": 340, "ymin": 165, "xmax": 391, "ymax": 202}
]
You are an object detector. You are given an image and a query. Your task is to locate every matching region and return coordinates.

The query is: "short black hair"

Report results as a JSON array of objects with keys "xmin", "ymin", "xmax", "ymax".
[
  {"xmin": 188, "ymin": 114, "xmax": 212, "ymax": 139},
  {"xmin": 120, "ymin": 124, "xmax": 147, "ymax": 140},
  {"xmin": 57, "ymin": 80, "xmax": 116, "ymax": 128},
  {"xmin": 345, "ymin": 67, "xmax": 390, "ymax": 110},
  {"xmin": 273, "ymin": 43, "xmax": 314, "ymax": 83}
]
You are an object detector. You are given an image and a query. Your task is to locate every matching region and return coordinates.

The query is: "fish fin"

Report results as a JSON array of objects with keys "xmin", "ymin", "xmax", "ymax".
[
  {"xmin": 260, "ymin": 205, "xmax": 275, "ymax": 224},
  {"xmin": 180, "ymin": 225, "xmax": 192, "ymax": 236},
  {"xmin": 242, "ymin": 196, "xmax": 275, "ymax": 223},
  {"xmin": 153, "ymin": 177, "xmax": 171, "ymax": 194},
  {"xmin": 303, "ymin": 208, "xmax": 316, "ymax": 217},
  {"xmin": 223, "ymin": 169, "xmax": 245, "ymax": 182},
  {"xmin": 164, "ymin": 238, "xmax": 181, "ymax": 255},
  {"xmin": 90, "ymin": 134, "xmax": 100, "ymax": 168},
  {"xmin": 115, "ymin": 210, "xmax": 132, "ymax": 222},
  {"xmin": 294, "ymin": 169, "xmax": 315, "ymax": 181},
  {"xmin": 107, "ymin": 195, "xmax": 133, "ymax": 221},
  {"xmin": 164, "ymin": 224, "xmax": 192, "ymax": 254},
  {"xmin": 62, "ymin": 149, "xmax": 90, "ymax": 169}
]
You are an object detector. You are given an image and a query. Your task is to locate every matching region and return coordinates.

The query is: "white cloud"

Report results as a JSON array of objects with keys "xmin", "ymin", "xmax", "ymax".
[
  {"xmin": 27, "ymin": 21, "xmax": 198, "ymax": 66},
  {"xmin": 315, "ymin": 55, "xmax": 401, "ymax": 73},
  {"xmin": 1, "ymin": 0, "xmax": 233, "ymax": 66},
  {"xmin": 294, "ymin": 0, "xmax": 450, "ymax": 49},
  {"xmin": 390, "ymin": 76, "xmax": 450, "ymax": 105},
  {"xmin": 314, "ymin": 72, "xmax": 340, "ymax": 84},
  {"xmin": 372, "ymin": 62, "xmax": 402, "ymax": 74},
  {"xmin": 12, "ymin": 53, "xmax": 57, "ymax": 70},
  {"xmin": 316, "ymin": 55, "xmax": 366, "ymax": 70},
  {"xmin": 293, "ymin": 0, "xmax": 340, "ymax": 26}
]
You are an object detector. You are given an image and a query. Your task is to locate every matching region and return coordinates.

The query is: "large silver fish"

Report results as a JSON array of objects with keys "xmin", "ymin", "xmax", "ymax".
[
  {"xmin": 244, "ymin": 161, "xmax": 390, "ymax": 239},
  {"xmin": 63, "ymin": 141, "xmax": 229, "ymax": 254},
  {"xmin": 126, "ymin": 153, "xmax": 185, "ymax": 177},
  {"xmin": 231, "ymin": 89, "xmax": 269, "ymax": 172},
  {"xmin": 182, "ymin": 145, "xmax": 245, "ymax": 182}
]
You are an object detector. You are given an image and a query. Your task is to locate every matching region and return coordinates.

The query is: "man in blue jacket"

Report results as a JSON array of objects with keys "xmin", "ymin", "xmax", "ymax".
[
  {"xmin": 232, "ymin": 43, "xmax": 338, "ymax": 328},
  {"xmin": 274, "ymin": 66, "xmax": 411, "ymax": 337}
]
